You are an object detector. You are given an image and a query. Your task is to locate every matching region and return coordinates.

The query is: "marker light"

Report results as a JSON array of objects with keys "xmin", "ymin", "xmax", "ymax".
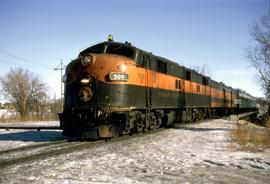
[
  {"xmin": 80, "ymin": 77, "xmax": 91, "ymax": 85},
  {"xmin": 62, "ymin": 74, "xmax": 68, "ymax": 83}
]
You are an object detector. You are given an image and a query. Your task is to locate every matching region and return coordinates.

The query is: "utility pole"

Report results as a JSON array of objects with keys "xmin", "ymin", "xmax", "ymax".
[{"xmin": 54, "ymin": 59, "xmax": 65, "ymax": 109}]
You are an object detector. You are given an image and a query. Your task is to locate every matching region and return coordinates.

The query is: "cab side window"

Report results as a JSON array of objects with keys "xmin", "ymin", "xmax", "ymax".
[
  {"xmin": 80, "ymin": 44, "xmax": 104, "ymax": 55},
  {"xmin": 137, "ymin": 53, "xmax": 148, "ymax": 68}
]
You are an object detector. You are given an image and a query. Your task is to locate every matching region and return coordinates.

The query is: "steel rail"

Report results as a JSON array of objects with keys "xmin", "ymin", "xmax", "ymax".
[
  {"xmin": 0, "ymin": 128, "xmax": 167, "ymax": 169},
  {"xmin": 0, "ymin": 126, "xmax": 60, "ymax": 131},
  {"xmin": 0, "ymin": 140, "xmax": 102, "ymax": 169},
  {"xmin": 0, "ymin": 139, "xmax": 67, "ymax": 156}
]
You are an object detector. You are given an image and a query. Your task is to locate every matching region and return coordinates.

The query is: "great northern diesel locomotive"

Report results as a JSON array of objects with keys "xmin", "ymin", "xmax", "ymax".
[{"xmin": 58, "ymin": 39, "xmax": 257, "ymax": 139}]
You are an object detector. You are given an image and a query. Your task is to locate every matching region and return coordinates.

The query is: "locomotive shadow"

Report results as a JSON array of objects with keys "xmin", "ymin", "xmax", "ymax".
[
  {"xmin": 172, "ymin": 127, "xmax": 234, "ymax": 132},
  {"xmin": 0, "ymin": 130, "xmax": 65, "ymax": 142},
  {"xmin": 171, "ymin": 118, "xmax": 236, "ymax": 132}
]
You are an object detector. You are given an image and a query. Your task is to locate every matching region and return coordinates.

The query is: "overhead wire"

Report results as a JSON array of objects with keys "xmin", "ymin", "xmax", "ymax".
[
  {"xmin": 0, "ymin": 59, "xmax": 22, "ymax": 65},
  {"xmin": 0, "ymin": 48, "xmax": 38, "ymax": 64},
  {"xmin": 0, "ymin": 48, "xmax": 54, "ymax": 70}
]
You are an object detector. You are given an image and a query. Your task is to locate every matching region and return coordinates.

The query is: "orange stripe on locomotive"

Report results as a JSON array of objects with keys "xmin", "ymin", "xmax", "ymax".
[{"xmin": 67, "ymin": 52, "xmax": 237, "ymax": 109}]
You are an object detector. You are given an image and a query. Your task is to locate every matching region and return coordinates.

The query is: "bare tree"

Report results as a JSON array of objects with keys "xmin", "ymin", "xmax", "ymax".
[
  {"xmin": 49, "ymin": 97, "xmax": 62, "ymax": 119},
  {"xmin": 246, "ymin": 15, "xmax": 270, "ymax": 99},
  {"xmin": 0, "ymin": 68, "xmax": 48, "ymax": 117},
  {"xmin": 191, "ymin": 64, "xmax": 212, "ymax": 77}
]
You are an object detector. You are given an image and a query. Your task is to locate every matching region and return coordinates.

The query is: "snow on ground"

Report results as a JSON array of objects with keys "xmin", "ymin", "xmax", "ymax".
[
  {"xmin": 0, "ymin": 119, "xmax": 270, "ymax": 183},
  {"xmin": 0, "ymin": 109, "xmax": 16, "ymax": 118},
  {"xmin": 0, "ymin": 121, "xmax": 59, "ymax": 126}
]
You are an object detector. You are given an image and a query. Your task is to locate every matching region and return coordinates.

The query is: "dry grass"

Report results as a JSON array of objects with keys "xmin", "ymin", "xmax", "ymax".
[
  {"xmin": 266, "ymin": 118, "xmax": 270, "ymax": 128},
  {"xmin": 230, "ymin": 119, "xmax": 270, "ymax": 152},
  {"xmin": 0, "ymin": 114, "xmax": 58, "ymax": 123},
  {"xmin": 266, "ymin": 118, "xmax": 270, "ymax": 146}
]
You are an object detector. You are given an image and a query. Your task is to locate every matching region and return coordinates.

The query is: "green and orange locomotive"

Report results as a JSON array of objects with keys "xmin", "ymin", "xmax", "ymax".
[{"xmin": 58, "ymin": 38, "xmax": 257, "ymax": 139}]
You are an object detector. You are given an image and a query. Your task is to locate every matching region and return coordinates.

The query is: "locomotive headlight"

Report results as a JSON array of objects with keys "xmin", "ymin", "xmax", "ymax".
[
  {"xmin": 79, "ymin": 87, "xmax": 93, "ymax": 102},
  {"xmin": 109, "ymin": 72, "xmax": 128, "ymax": 81},
  {"xmin": 82, "ymin": 55, "xmax": 92, "ymax": 66}
]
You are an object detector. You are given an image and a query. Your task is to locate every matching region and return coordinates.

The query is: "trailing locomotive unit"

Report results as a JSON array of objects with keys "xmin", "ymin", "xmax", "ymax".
[{"xmin": 59, "ymin": 39, "xmax": 257, "ymax": 139}]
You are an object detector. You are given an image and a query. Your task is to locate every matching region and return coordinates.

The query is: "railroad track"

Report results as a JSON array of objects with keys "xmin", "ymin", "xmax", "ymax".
[
  {"xmin": 0, "ymin": 115, "xmax": 254, "ymax": 169},
  {"xmin": 0, "ymin": 139, "xmax": 104, "ymax": 169},
  {"xmin": 0, "ymin": 127, "xmax": 167, "ymax": 169},
  {"xmin": 0, "ymin": 125, "xmax": 60, "ymax": 131},
  {"xmin": 0, "ymin": 139, "xmax": 67, "ymax": 156}
]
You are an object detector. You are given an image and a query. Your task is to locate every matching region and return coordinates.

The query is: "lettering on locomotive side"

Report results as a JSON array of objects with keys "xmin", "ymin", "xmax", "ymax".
[
  {"xmin": 138, "ymin": 73, "xmax": 145, "ymax": 83},
  {"xmin": 159, "ymin": 92, "xmax": 171, "ymax": 97}
]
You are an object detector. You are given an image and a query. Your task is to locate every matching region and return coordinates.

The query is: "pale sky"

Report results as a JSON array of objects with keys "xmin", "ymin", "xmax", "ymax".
[{"xmin": 0, "ymin": 0, "xmax": 268, "ymax": 101}]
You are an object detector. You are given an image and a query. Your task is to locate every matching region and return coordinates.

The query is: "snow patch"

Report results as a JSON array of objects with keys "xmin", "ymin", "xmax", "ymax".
[{"xmin": 0, "ymin": 119, "xmax": 270, "ymax": 183}]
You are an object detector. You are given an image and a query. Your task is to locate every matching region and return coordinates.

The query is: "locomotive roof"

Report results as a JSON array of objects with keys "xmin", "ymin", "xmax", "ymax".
[
  {"xmin": 80, "ymin": 41, "xmax": 179, "ymax": 65},
  {"xmin": 80, "ymin": 41, "xmax": 211, "ymax": 81}
]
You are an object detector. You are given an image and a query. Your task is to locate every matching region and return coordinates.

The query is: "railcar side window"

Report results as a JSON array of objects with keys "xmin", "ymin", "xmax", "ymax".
[
  {"xmin": 106, "ymin": 45, "xmax": 134, "ymax": 59},
  {"xmin": 203, "ymin": 77, "xmax": 209, "ymax": 86},
  {"xmin": 157, "ymin": 60, "xmax": 167, "ymax": 74},
  {"xmin": 186, "ymin": 71, "xmax": 191, "ymax": 80},
  {"xmin": 175, "ymin": 80, "xmax": 182, "ymax": 89}
]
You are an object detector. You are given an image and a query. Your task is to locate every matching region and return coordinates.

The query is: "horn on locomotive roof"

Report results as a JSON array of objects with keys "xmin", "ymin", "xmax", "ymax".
[
  {"xmin": 108, "ymin": 34, "xmax": 114, "ymax": 42},
  {"xmin": 125, "ymin": 41, "xmax": 131, "ymax": 45}
]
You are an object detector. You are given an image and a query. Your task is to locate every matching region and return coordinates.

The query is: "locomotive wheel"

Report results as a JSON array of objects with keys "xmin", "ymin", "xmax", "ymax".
[
  {"xmin": 135, "ymin": 113, "xmax": 144, "ymax": 132},
  {"xmin": 156, "ymin": 118, "xmax": 162, "ymax": 128},
  {"xmin": 149, "ymin": 115, "xmax": 156, "ymax": 130},
  {"xmin": 136, "ymin": 119, "xmax": 143, "ymax": 132}
]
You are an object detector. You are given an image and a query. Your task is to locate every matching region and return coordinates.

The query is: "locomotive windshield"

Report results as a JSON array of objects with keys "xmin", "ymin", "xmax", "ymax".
[
  {"xmin": 105, "ymin": 44, "xmax": 134, "ymax": 59},
  {"xmin": 80, "ymin": 44, "xmax": 104, "ymax": 55}
]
